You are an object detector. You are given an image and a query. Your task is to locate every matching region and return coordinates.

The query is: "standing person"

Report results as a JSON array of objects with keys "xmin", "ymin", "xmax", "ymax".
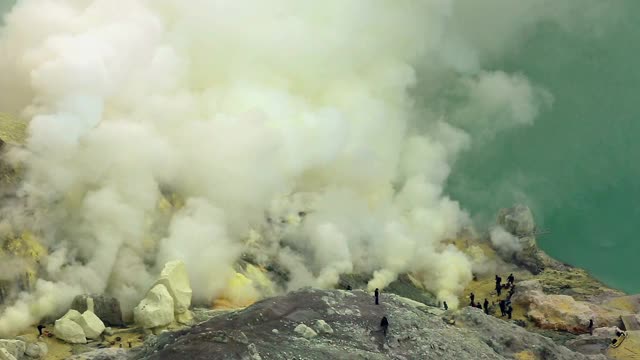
[
  {"xmin": 588, "ymin": 319, "xmax": 594, "ymax": 335},
  {"xmin": 37, "ymin": 325, "xmax": 45, "ymax": 336},
  {"xmin": 483, "ymin": 299, "xmax": 489, "ymax": 314},
  {"xmin": 495, "ymin": 275, "xmax": 502, "ymax": 296},
  {"xmin": 508, "ymin": 273, "xmax": 515, "ymax": 285},
  {"xmin": 443, "ymin": 301, "xmax": 448, "ymax": 310},
  {"xmin": 470, "ymin": 292, "xmax": 475, "ymax": 306},
  {"xmin": 506, "ymin": 305, "xmax": 513, "ymax": 319},
  {"xmin": 499, "ymin": 300, "xmax": 506, "ymax": 317},
  {"xmin": 374, "ymin": 288, "xmax": 379, "ymax": 305}
]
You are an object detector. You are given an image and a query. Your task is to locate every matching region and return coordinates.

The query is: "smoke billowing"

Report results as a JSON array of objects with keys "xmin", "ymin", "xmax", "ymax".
[{"xmin": 0, "ymin": 0, "xmax": 601, "ymax": 336}]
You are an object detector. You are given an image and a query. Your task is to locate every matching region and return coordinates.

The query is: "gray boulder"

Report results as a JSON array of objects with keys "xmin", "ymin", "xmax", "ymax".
[
  {"xmin": 24, "ymin": 342, "xmax": 47, "ymax": 359},
  {"xmin": 0, "ymin": 340, "xmax": 25, "ymax": 360},
  {"xmin": 53, "ymin": 318, "xmax": 86, "ymax": 344},
  {"xmin": 71, "ymin": 294, "xmax": 124, "ymax": 327}
]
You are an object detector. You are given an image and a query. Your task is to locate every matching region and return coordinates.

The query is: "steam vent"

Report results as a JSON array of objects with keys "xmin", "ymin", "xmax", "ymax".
[{"xmin": 1, "ymin": 1, "xmax": 639, "ymax": 359}]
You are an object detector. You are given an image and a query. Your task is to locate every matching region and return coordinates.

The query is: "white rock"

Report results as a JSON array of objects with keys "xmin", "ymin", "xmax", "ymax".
[
  {"xmin": 294, "ymin": 324, "xmax": 317, "ymax": 339},
  {"xmin": 314, "ymin": 320, "xmax": 334, "ymax": 334},
  {"xmin": 86, "ymin": 297, "xmax": 95, "ymax": 313},
  {"xmin": 154, "ymin": 260, "xmax": 192, "ymax": 316},
  {"xmin": 0, "ymin": 340, "xmax": 25, "ymax": 359},
  {"xmin": 247, "ymin": 343, "xmax": 262, "ymax": 360},
  {"xmin": 593, "ymin": 326, "xmax": 623, "ymax": 338},
  {"xmin": 60, "ymin": 309, "xmax": 82, "ymax": 323},
  {"xmin": 0, "ymin": 348, "xmax": 16, "ymax": 360},
  {"xmin": 24, "ymin": 342, "xmax": 47, "ymax": 359},
  {"xmin": 134, "ymin": 284, "xmax": 175, "ymax": 329},
  {"xmin": 54, "ymin": 318, "xmax": 86, "ymax": 344},
  {"xmin": 76, "ymin": 311, "xmax": 106, "ymax": 339},
  {"xmin": 104, "ymin": 327, "xmax": 114, "ymax": 336}
]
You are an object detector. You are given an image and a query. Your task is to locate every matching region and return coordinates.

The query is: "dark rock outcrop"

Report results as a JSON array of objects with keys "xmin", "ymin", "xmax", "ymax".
[{"xmin": 71, "ymin": 294, "xmax": 124, "ymax": 327}]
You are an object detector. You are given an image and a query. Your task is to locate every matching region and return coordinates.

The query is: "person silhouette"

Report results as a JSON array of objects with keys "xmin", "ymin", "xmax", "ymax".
[{"xmin": 380, "ymin": 316, "xmax": 389, "ymax": 336}]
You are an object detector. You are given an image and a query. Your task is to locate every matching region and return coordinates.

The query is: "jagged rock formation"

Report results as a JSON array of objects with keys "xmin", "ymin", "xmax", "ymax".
[
  {"xmin": 513, "ymin": 280, "xmax": 625, "ymax": 333},
  {"xmin": 53, "ymin": 309, "xmax": 106, "ymax": 344},
  {"xmin": 152, "ymin": 260, "xmax": 193, "ymax": 325},
  {"xmin": 496, "ymin": 205, "xmax": 548, "ymax": 274},
  {"xmin": 76, "ymin": 311, "xmax": 106, "ymax": 340},
  {"xmin": 133, "ymin": 284, "xmax": 175, "ymax": 329},
  {"xmin": 132, "ymin": 288, "xmax": 605, "ymax": 360},
  {"xmin": 53, "ymin": 318, "xmax": 86, "ymax": 344},
  {"xmin": 133, "ymin": 260, "xmax": 194, "ymax": 330}
]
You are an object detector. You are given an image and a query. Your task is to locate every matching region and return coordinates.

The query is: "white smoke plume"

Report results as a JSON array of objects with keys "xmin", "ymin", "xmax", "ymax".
[
  {"xmin": 490, "ymin": 226, "xmax": 523, "ymax": 256},
  {"xmin": 0, "ymin": 0, "xmax": 603, "ymax": 335}
]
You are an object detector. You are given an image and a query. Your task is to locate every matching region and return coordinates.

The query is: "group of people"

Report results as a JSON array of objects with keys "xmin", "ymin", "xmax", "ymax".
[
  {"xmin": 495, "ymin": 273, "xmax": 516, "ymax": 298},
  {"xmin": 367, "ymin": 273, "xmax": 520, "ymax": 338},
  {"xmin": 367, "ymin": 274, "xmax": 632, "ymax": 346},
  {"xmin": 469, "ymin": 273, "xmax": 517, "ymax": 319}
]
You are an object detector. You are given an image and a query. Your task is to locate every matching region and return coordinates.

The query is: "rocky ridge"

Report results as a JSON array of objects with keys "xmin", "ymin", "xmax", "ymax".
[{"xmin": 132, "ymin": 288, "xmax": 606, "ymax": 360}]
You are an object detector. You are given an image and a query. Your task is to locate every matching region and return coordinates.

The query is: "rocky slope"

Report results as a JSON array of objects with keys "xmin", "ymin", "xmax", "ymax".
[{"xmin": 131, "ymin": 288, "xmax": 606, "ymax": 360}]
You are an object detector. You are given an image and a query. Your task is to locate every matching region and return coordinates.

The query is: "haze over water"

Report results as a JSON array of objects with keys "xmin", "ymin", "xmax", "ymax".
[{"xmin": 447, "ymin": 1, "xmax": 640, "ymax": 294}]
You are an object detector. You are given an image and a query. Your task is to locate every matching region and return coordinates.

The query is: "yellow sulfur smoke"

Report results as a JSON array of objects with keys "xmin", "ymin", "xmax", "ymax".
[
  {"xmin": 213, "ymin": 265, "xmax": 274, "ymax": 309},
  {"xmin": 213, "ymin": 272, "xmax": 258, "ymax": 309}
]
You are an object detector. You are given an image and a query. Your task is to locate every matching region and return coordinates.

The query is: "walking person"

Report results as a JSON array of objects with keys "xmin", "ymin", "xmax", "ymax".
[{"xmin": 380, "ymin": 316, "xmax": 389, "ymax": 336}]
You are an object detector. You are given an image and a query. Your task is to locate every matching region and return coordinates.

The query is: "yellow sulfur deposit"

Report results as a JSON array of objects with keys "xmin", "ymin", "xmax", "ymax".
[
  {"xmin": 213, "ymin": 272, "xmax": 258, "ymax": 309},
  {"xmin": 1, "ymin": 231, "xmax": 48, "ymax": 291},
  {"xmin": 0, "ymin": 113, "xmax": 27, "ymax": 145},
  {"xmin": 213, "ymin": 265, "xmax": 275, "ymax": 310},
  {"xmin": 4, "ymin": 231, "xmax": 47, "ymax": 263}
]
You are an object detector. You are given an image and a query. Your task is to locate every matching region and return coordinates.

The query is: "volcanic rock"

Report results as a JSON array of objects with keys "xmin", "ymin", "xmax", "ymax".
[
  {"xmin": 133, "ymin": 284, "xmax": 175, "ymax": 329},
  {"xmin": 71, "ymin": 294, "xmax": 124, "ymax": 326}
]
